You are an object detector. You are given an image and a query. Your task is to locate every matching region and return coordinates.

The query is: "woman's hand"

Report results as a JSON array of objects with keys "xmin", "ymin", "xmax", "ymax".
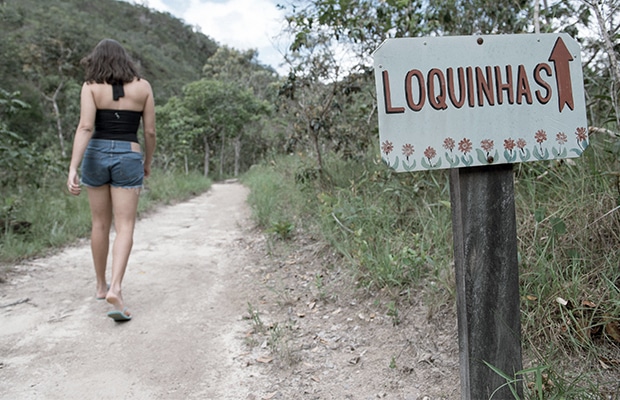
[
  {"xmin": 143, "ymin": 162, "xmax": 152, "ymax": 179},
  {"xmin": 67, "ymin": 170, "xmax": 81, "ymax": 196}
]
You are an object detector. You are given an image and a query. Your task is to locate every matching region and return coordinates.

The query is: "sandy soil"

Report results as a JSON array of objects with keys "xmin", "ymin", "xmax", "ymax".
[{"xmin": 0, "ymin": 182, "xmax": 460, "ymax": 400}]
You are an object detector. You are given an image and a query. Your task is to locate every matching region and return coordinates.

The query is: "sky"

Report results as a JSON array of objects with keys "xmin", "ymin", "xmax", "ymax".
[{"xmin": 122, "ymin": 0, "xmax": 290, "ymax": 74}]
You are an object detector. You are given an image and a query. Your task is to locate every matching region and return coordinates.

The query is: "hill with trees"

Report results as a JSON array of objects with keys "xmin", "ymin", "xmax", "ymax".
[
  {"xmin": 1, "ymin": 0, "xmax": 218, "ymax": 163},
  {"xmin": 0, "ymin": 0, "xmax": 280, "ymax": 188}
]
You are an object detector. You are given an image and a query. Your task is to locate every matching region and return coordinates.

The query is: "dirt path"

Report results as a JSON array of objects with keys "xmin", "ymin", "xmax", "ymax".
[
  {"xmin": 0, "ymin": 183, "xmax": 267, "ymax": 399},
  {"xmin": 0, "ymin": 182, "xmax": 461, "ymax": 400}
]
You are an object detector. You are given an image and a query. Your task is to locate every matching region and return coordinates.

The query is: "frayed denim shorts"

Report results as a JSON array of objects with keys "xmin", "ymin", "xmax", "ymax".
[{"xmin": 81, "ymin": 139, "xmax": 144, "ymax": 189}]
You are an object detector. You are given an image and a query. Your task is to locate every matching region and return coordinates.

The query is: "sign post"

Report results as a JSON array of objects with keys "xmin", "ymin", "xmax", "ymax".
[
  {"xmin": 373, "ymin": 34, "xmax": 588, "ymax": 399},
  {"xmin": 450, "ymin": 163, "xmax": 521, "ymax": 399}
]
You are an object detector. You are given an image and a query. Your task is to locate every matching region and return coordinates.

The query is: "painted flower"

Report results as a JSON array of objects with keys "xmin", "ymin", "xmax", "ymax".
[
  {"xmin": 480, "ymin": 139, "xmax": 494, "ymax": 153},
  {"xmin": 443, "ymin": 137, "xmax": 455, "ymax": 152},
  {"xmin": 402, "ymin": 143, "xmax": 415, "ymax": 160},
  {"xmin": 535, "ymin": 129, "xmax": 547, "ymax": 144},
  {"xmin": 517, "ymin": 138, "xmax": 527, "ymax": 150},
  {"xmin": 458, "ymin": 138, "xmax": 473, "ymax": 154},
  {"xmin": 381, "ymin": 140, "xmax": 394, "ymax": 155},
  {"xmin": 504, "ymin": 138, "xmax": 516, "ymax": 151},
  {"xmin": 575, "ymin": 127, "xmax": 588, "ymax": 142},
  {"xmin": 556, "ymin": 132, "xmax": 567, "ymax": 145},
  {"xmin": 424, "ymin": 146, "xmax": 437, "ymax": 161}
]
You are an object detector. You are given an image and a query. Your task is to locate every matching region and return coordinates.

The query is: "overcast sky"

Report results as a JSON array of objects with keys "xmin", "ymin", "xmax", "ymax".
[{"xmin": 122, "ymin": 0, "xmax": 290, "ymax": 74}]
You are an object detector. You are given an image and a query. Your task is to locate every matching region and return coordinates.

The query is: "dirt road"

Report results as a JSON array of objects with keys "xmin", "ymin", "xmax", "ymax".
[
  {"xmin": 0, "ymin": 183, "xmax": 268, "ymax": 399},
  {"xmin": 0, "ymin": 182, "xmax": 461, "ymax": 400}
]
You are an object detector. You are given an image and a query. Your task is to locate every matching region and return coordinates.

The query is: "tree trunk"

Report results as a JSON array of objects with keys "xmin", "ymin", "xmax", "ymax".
[
  {"xmin": 44, "ymin": 80, "xmax": 66, "ymax": 158},
  {"xmin": 533, "ymin": 0, "xmax": 540, "ymax": 34},
  {"xmin": 311, "ymin": 128, "xmax": 323, "ymax": 171},
  {"xmin": 219, "ymin": 133, "xmax": 225, "ymax": 179},
  {"xmin": 234, "ymin": 136, "xmax": 241, "ymax": 177},
  {"xmin": 590, "ymin": 2, "xmax": 620, "ymax": 85},
  {"xmin": 589, "ymin": 1, "xmax": 620, "ymax": 129},
  {"xmin": 203, "ymin": 136, "xmax": 210, "ymax": 177}
]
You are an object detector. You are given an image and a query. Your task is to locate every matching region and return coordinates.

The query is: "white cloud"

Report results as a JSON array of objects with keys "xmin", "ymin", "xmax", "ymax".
[
  {"xmin": 123, "ymin": 0, "xmax": 289, "ymax": 73},
  {"xmin": 181, "ymin": 0, "xmax": 288, "ymax": 71}
]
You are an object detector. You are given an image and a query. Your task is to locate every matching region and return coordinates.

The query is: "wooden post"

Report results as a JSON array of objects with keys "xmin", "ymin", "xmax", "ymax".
[{"xmin": 449, "ymin": 164, "xmax": 523, "ymax": 399}]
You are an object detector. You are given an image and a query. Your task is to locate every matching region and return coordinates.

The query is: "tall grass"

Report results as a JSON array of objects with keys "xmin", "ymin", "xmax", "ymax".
[
  {"xmin": 243, "ymin": 157, "xmax": 318, "ymax": 239},
  {"xmin": 242, "ymin": 134, "xmax": 620, "ymax": 398},
  {"xmin": 243, "ymin": 150, "xmax": 455, "ymax": 291},
  {"xmin": 0, "ymin": 169, "xmax": 211, "ymax": 265}
]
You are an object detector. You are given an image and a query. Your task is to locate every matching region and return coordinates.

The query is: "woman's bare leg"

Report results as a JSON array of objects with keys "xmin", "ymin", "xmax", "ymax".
[
  {"xmin": 87, "ymin": 185, "xmax": 113, "ymax": 299},
  {"xmin": 105, "ymin": 186, "xmax": 140, "ymax": 314}
]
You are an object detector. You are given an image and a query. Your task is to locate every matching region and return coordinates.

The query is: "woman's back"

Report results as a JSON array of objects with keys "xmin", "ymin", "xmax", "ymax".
[{"xmin": 88, "ymin": 78, "xmax": 152, "ymax": 112}]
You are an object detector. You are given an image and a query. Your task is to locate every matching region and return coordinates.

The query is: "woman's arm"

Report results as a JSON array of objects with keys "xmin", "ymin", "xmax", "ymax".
[
  {"xmin": 67, "ymin": 83, "xmax": 96, "ymax": 195},
  {"xmin": 141, "ymin": 80, "xmax": 156, "ymax": 178}
]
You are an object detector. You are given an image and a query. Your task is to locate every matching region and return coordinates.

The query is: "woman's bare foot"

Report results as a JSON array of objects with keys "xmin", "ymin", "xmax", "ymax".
[
  {"xmin": 95, "ymin": 283, "xmax": 109, "ymax": 300},
  {"xmin": 105, "ymin": 290, "xmax": 131, "ymax": 317}
]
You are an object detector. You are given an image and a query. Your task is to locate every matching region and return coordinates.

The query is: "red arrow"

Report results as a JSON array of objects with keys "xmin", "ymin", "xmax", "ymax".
[{"xmin": 548, "ymin": 37, "xmax": 575, "ymax": 112}]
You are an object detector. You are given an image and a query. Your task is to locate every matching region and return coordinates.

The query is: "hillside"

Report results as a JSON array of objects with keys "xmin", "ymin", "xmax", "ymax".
[{"xmin": 0, "ymin": 0, "xmax": 219, "ymax": 103}]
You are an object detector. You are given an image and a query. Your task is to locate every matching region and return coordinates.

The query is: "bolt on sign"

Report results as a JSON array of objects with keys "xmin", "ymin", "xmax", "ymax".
[{"xmin": 373, "ymin": 34, "xmax": 588, "ymax": 172}]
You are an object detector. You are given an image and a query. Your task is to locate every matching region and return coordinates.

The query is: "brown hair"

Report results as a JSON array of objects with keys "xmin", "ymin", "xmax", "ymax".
[{"xmin": 80, "ymin": 39, "xmax": 141, "ymax": 84}]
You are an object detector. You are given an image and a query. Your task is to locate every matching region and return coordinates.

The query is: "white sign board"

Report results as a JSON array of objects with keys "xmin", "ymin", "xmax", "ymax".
[{"xmin": 373, "ymin": 34, "xmax": 588, "ymax": 172}]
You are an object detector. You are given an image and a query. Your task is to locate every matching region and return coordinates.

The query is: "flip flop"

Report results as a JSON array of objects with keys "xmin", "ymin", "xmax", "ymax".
[
  {"xmin": 96, "ymin": 284, "xmax": 111, "ymax": 300},
  {"xmin": 107, "ymin": 307, "xmax": 132, "ymax": 322}
]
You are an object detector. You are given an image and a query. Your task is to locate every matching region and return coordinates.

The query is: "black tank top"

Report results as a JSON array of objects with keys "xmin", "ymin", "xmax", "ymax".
[
  {"xmin": 91, "ymin": 83, "xmax": 142, "ymax": 143},
  {"xmin": 92, "ymin": 110, "xmax": 142, "ymax": 143}
]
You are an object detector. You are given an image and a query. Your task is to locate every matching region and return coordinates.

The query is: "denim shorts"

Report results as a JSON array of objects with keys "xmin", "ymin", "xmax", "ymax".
[{"xmin": 81, "ymin": 139, "xmax": 144, "ymax": 189}]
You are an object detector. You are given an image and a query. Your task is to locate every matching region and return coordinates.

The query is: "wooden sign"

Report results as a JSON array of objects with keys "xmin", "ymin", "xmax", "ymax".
[{"xmin": 373, "ymin": 34, "xmax": 588, "ymax": 172}]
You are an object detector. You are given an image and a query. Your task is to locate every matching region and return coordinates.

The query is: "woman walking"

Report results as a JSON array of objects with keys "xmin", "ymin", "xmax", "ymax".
[{"xmin": 67, "ymin": 39, "xmax": 156, "ymax": 322}]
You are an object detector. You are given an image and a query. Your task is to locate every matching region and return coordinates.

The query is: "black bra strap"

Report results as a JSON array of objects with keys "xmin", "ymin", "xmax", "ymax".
[{"xmin": 112, "ymin": 83, "xmax": 125, "ymax": 101}]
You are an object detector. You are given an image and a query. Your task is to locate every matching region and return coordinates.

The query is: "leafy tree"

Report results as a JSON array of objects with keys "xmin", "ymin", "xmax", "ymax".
[
  {"xmin": 156, "ymin": 96, "xmax": 205, "ymax": 174},
  {"xmin": 277, "ymin": 1, "xmax": 384, "ymax": 171},
  {"xmin": 277, "ymin": 1, "xmax": 431, "ymax": 171},
  {"xmin": 201, "ymin": 46, "xmax": 288, "ymax": 173},
  {"xmin": 282, "ymin": 0, "xmax": 534, "ymax": 64},
  {"xmin": 158, "ymin": 79, "xmax": 272, "ymax": 178},
  {"xmin": 202, "ymin": 46, "xmax": 278, "ymax": 97},
  {"xmin": 0, "ymin": 89, "xmax": 34, "ymax": 190},
  {"xmin": 581, "ymin": 0, "xmax": 620, "ymax": 130},
  {"xmin": 17, "ymin": 9, "xmax": 90, "ymax": 157},
  {"xmin": 426, "ymin": 0, "xmax": 532, "ymax": 35}
]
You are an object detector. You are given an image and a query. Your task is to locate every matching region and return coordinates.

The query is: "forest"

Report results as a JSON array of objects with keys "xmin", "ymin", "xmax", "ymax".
[{"xmin": 1, "ymin": 0, "xmax": 620, "ymax": 397}]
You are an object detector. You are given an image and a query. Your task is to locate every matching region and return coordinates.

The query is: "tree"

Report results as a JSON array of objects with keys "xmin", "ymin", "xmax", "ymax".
[
  {"xmin": 156, "ymin": 96, "xmax": 205, "ymax": 174},
  {"xmin": 582, "ymin": 0, "xmax": 620, "ymax": 130},
  {"xmin": 202, "ymin": 46, "xmax": 278, "ymax": 98},
  {"xmin": 0, "ymin": 89, "xmax": 34, "ymax": 189},
  {"xmin": 202, "ymin": 46, "xmax": 287, "ymax": 165},
  {"xmin": 14, "ymin": 5, "xmax": 90, "ymax": 157},
  {"xmin": 158, "ymin": 79, "xmax": 271, "ymax": 178},
  {"xmin": 277, "ymin": 1, "xmax": 423, "ymax": 171}
]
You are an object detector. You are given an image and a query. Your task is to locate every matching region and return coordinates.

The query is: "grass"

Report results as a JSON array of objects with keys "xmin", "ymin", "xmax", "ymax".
[
  {"xmin": 244, "ymin": 152, "xmax": 452, "ymax": 291},
  {"xmin": 0, "ymin": 169, "xmax": 211, "ymax": 266},
  {"xmin": 242, "ymin": 133, "xmax": 620, "ymax": 398}
]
